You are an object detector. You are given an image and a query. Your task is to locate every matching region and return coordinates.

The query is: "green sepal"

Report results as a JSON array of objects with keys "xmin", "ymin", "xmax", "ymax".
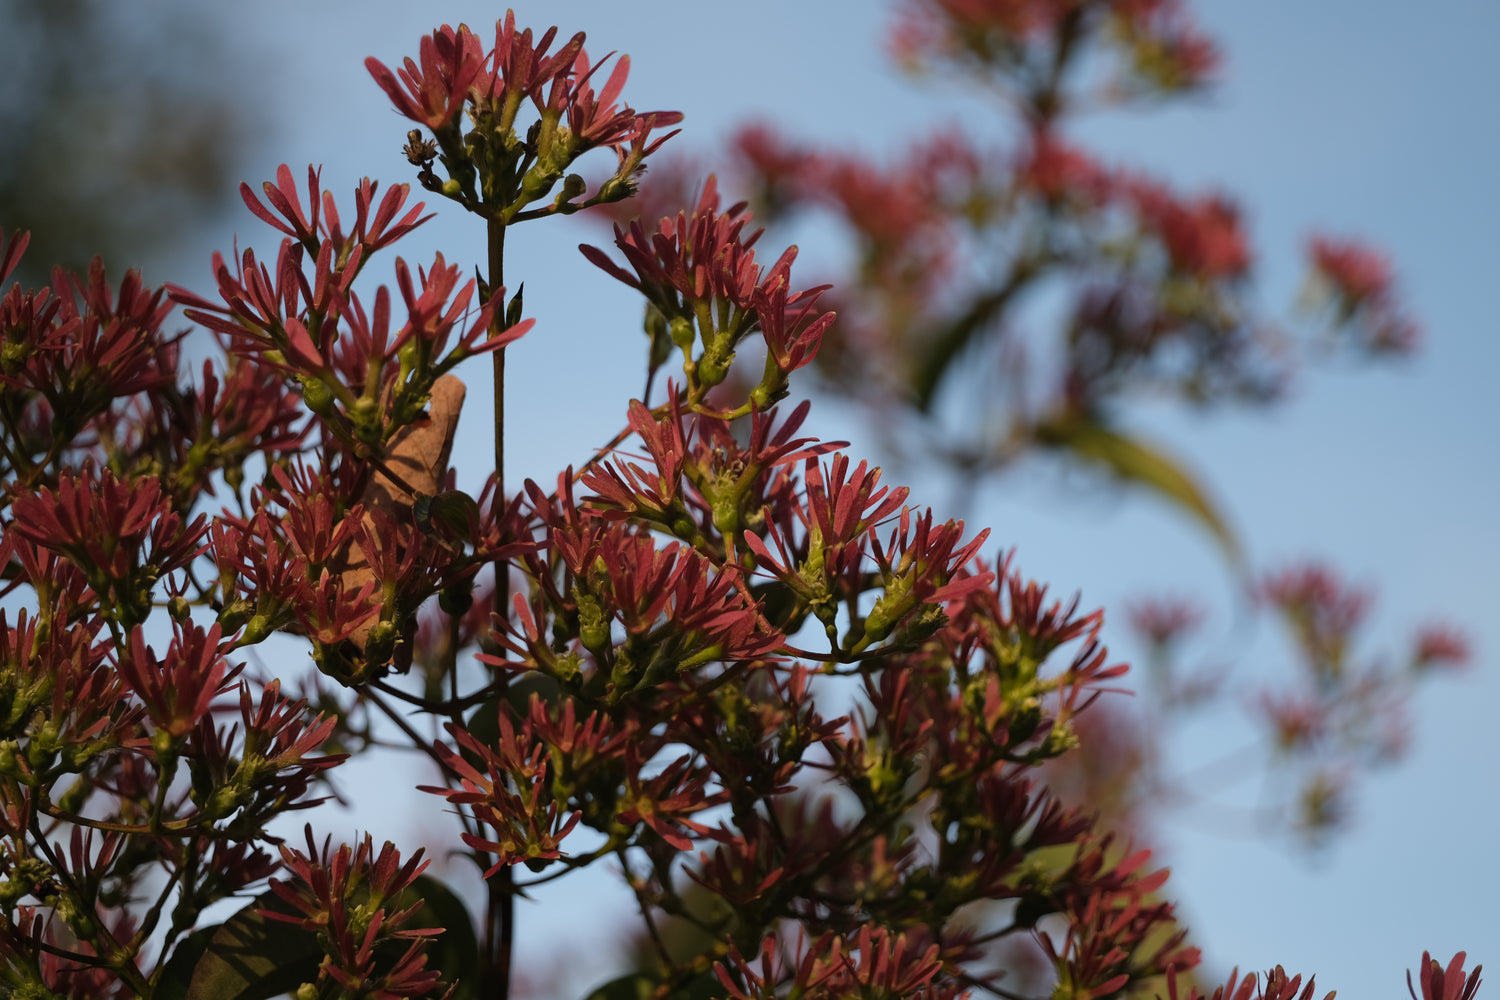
[{"xmin": 505, "ymin": 283, "xmax": 526, "ymax": 329}]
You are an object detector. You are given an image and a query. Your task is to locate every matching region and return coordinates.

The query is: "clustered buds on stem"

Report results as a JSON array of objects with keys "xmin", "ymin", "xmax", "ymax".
[
  {"xmin": 364, "ymin": 15, "xmax": 682, "ymax": 224},
  {"xmin": 581, "ymin": 177, "xmax": 835, "ymax": 412}
]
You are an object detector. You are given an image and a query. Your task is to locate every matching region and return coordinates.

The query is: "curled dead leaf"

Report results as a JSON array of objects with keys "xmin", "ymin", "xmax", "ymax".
[{"xmin": 339, "ymin": 374, "xmax": 467, "ymax": 657}]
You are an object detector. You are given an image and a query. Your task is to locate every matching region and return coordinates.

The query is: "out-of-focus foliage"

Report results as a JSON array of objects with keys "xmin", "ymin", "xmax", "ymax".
[{"xmin": 0, "ymin": 0, "xmax": 251, "ymax": 285}]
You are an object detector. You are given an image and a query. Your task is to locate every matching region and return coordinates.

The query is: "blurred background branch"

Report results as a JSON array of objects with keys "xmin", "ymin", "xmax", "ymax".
[{"xmin": 0, "ymin": 0, "xmax": 252, "ymax": 285}]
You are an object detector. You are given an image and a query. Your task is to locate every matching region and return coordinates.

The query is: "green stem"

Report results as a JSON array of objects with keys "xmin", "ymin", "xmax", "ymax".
[{"xmin": 482, "ymin": 211, "xmax": 516, "ymax": 1000}]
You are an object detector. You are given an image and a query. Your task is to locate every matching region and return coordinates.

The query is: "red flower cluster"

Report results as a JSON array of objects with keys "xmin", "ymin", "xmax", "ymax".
[
  {"xmin": 583, "ymin": 176, "xmax": 835, "ymax": 408},
  {"xmin": 117, "ymin": 623, "xmax": 240, "ymax": 739},
  {"xmin": 8, "ymin": 465, "xmax": 207, "ymax": 627},
  {"xmin": 1260, "ymin": 563, "xmax": 1371, "ymax": 683},
  {"xmin": 707, "ymin": 119, "xmax": 1287, "ymax": 420},
  {"xmin": 889, "ymin": 0, "xmax": 1218, "ymax": 97},
  {"xmin": 1306, "ymin": 234, "xmax": 1421, "ymax": 354},
  {"xmin": 717, "ymin": 926, "xmax": 956, "ymax": 1000},
  {"xmin": 1162, "ymin": 964, "xmax": 1333, "ymax": 1000},
  {"xmin": 365, "ymin": 24, "xmax": 487, "ymax": 131},
  {"xmin": 241, "ymin": 164, "xmax": 430, "ymax": 263},
  {"xmin": 0, "ymin": 258, "xmax": 177, "ymax": 417},
  {"xmin": 1412, "ymin": 624, "xmax": 1470, "ymax": 671},
  {"xmin": 266, "ymin": 829, "xmax": 444, "ymax": 999},
  {"xmin": 366, "ymin": 15, "xmax": 684, "ymax": 156},
  {"xmin": 172, "ymin": 169, "xmax": 531, "ymax": 430},
  {"xmin": 1410, "ymin": 952, "xmax": 1484, "ymax": 1000},
  {"xmin": 1128, "ymin": 180, "xmax": 1250, "ymax": 280},
  {"xmin": 1126, "ymin": 596, "xmax": 1204, "ymax": 647},
  {"xmin": 366, "ymin": 14, "xmax": 682, "ymax": 218},
  {"xmin": 1250, "ymin": 562, "xmax": 1470, "ymax": 837}
]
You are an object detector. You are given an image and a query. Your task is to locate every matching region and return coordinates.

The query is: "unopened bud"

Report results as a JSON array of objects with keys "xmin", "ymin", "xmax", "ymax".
[
  {"xmin": 239, "ymin": 611, "xmax": 276, "ymax": 645},
  {"xmin": 597, "ymin": 176, "xmax": 635, "ymax": 203},
  {"xmin": 167, "ymin": 594, "xmax": 192, "ymax": 623},
  {"xmin": 350, "ymin": 395, "xmax": 379, "ymax": 437},
  {"xmin": 298, "ymin": 375, "xmax": 337, "ymax": 417},
  {"xmin": 151, "ymin": 729, "xmax": 178, "ymax": 759},
  {"xmin": 750, "ymin": 377, "xmax": 788, "ymax": 411},
  {"xmin": 558, "ymin": 173, "xmax": 587, "ymax": 203},
  {"xmin": 553, "ymin": 652, "xmax": 583, "ymax": 688},
  {"xmin": 364, "ymin": 619, "xmax": 400, "ymax": 666},
  {"xmin": 697, "ymin": 351, "xmax": 731, "ymax": 387}
]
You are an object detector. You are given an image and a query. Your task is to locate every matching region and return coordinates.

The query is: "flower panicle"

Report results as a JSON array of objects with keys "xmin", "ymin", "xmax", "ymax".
[
  {"xmin": 580, "ymin": 177, "xmax": 837, "ymax": 403},
  {"xmin": 238, "ymin": 164, "xmax": 433, "ymax": 266},
  {"xmin": 265, "ymin": 828, "xmax": 444, "ymax": 999},
  {"xmin": 1410, "ymin": 952, "xmax": 1483, "ymax": 1000},
  {"xmin": 365, "ymin": 14, "xmax": 682, "ymax": 225}
]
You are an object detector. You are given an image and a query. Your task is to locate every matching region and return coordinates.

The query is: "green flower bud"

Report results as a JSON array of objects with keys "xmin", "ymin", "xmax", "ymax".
[
  {"xmin": 0, "ymin": 740, "xmax": 21, "ymax": 777},
  {"xmin": 239, "ymin": 610, "xmax": 276, "ymax": 645},
  {"xmin": 697, "ymin": 348, "xmax": 732, "ymax": 387},
  {"xmin": 205, "ymin": 785, "xmax": 241, "ymax": 821},
  {"xmin": 298, "ymin": 374, "xmax": 337, "ymax": 417},
  {"xmin": 63, "ymin": 906, "xmax": 98, "ymax": 942},
  {"xmin": 505, "ymin": 283, "xmax": 526, "ymax": 329},
  {"xmin": 609, "ymin": 650, "xmax": 641, "ymax": 693},
  {"xmin": 522, "ymin": 165, "xmax": 562, "ymax": 199},
  {"xmin": 553, "ymin": 652, "xmax": 583, "ymax": 689},
  {"xmin": 863, "ymin": 576, "xmax": 914, "ymax": 643},
  {"xmin": 553, "ymin": 173, "xmax": 587, "ymax": 212},
  {"xmin": 350, "ymin": 394, "xmax": 380, "ymax": 440},
  {"xmin": 55, "ymin": 775, "xmax": 90, "ymax": 815},
  {"xmin": 151, "ymin": 728, "xmax": 178, "ymax": 760},
  {"xmin": 1039, "ymin": 720, "xmax": 1079, "ymax": 758},
  {"xmin": 1007, "ymin": 696, "xmax": 1043, "ymax": 743},
  {"xmin": 644, "ymin": 304, "xmax": 673, "ymax": 367},
  {"xmin": 577, "ymin": 594, "xmax": 611, "ymax": 654},
  {"xmin": 750, "ymin": 376, "xmax": 788, "ymax": 411},
  {"xmin": 167, "ymin": 594, "xmax": 192, "ymax": 623},
  {"xmin": 364, "ymin": 619, "xmax": 400, "ymax": 666},
  {"xmin": 597, "ymin": 176, "xmax": 635, "ymax": 203}
]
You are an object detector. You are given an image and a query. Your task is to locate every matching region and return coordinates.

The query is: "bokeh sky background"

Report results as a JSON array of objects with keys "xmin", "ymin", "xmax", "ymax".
[{"xmin": 24, "ymin": 0, "xmax": 1500, "ymax": 995}]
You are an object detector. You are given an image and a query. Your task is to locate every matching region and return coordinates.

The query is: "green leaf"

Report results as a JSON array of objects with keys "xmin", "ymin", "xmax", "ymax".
[
  {"xmin": 415, "ymin": 489, "xmax": 481, "ymax": 549},
  {"xmin": 162, "ymin": 875, "xmax": 480, "ymax": 1000},
  {"xmin": 395, "ymin": 874, "xmax": 481, "ymax": 1000},
  {"xmin": 1033, "ymin": 415, "xmax": 1243, "ymax": 569},
  {"xmin": 585, "ymin": 973, "xmax": 657, "ymax": 1000},
  {"xmin": 163, "ymin": 893, "xmax": 322, "ymax": 1000},
  {"xmin": 912, "ymin": 275, "xmax": 1030, "ymax": 412},
  {"xmin": 583, "ymin": 970, "xmax": 723, "ymax": 1000},
  {"xmin": 153, "ymin": 925, "xmax": 215, "ymax": 1000}
]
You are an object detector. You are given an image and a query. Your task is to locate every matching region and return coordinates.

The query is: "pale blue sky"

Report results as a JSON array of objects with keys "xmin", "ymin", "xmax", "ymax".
[{"xmin": 163, "ymin": 1, "xmax": 1499, "ymax": 996}]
